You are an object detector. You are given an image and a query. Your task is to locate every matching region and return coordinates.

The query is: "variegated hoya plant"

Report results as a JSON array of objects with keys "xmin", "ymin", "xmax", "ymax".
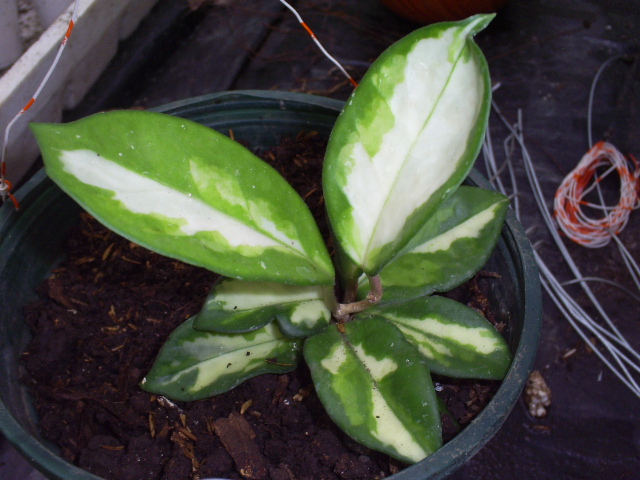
[{"xmin": 31, "ymin": 15, "xmax": 512, "ymax": 464}]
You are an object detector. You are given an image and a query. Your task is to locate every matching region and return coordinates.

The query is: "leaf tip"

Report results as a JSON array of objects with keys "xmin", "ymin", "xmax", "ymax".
[{"xmin": 463, "ymin": 13, "xmax": 496, "ymax": 36}]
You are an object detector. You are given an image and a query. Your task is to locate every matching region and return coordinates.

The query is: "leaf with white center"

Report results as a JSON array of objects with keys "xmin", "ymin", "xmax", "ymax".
[
  {"xmin": 31, "ymin": 111, "xmax": 334, "ymax": 286},
  {"xmin": 360, "ymin": 186, "xmax": 508, "ymax": 302},
  {"xmin": 142, "ymin": 317, "xmax": 301, "ymax": 401},
  {"xmin": 304, "ymin": 318, "xmax": 441, "ymax": 463},
  {"xmin": 194, "ymin": 277, "xmax": 334, "ymax": 337},
  {"xmin": 365, "ymin": 296, "xmax": 512, "ymax": 379},
  {"xmin": 324, "ymin": 15, "xmax": 493, "ymax": 275}
]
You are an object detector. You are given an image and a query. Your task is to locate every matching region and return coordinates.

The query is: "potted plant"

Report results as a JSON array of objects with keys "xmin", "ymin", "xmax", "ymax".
[{"xmin": 0, "ymin": 15, "xmax": 541, "ymax": 480}]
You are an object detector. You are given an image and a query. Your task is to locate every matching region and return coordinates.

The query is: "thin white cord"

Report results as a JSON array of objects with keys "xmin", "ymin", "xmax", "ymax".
[
  {"xmin": 1, "ymin": 0, "xmax": 81, "ymax": 206},
  {"xmin": 587, "ymin": 55, "xmax": 622, "ymax": 148},
  {"xmin": 277, "ymin": 0, "xmax": 357, "ymax": 87},
  {"xmin": 484, "ymin": 97, "xmax": 640, "ymax": 399}
]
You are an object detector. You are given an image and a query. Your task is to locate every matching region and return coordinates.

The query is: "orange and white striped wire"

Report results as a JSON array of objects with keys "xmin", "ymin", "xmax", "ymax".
[
  {"xmin": 0, "ymin": 0, "xmax": 80, "ymax": 210},
  {"xmin": 277, "ymin": 0, "xmax": 358, "ymax": 88},
  {"xmin": 554, "ymin": 141, "xmax": 640, "ymax": 248}
]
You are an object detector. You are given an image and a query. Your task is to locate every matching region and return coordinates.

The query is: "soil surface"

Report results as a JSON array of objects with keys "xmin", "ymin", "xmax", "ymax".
[{"xmin": 20, "ymin": 133, "xmax": 501, "ymax": 480}]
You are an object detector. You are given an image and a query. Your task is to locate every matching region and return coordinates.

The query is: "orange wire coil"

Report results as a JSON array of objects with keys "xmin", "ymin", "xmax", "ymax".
[{"xmin": 554, "ymin": 141, "xmax": 640, "ymax": 248}]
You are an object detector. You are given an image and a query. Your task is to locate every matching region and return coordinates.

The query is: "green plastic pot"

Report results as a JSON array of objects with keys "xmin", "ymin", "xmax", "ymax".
[{"xmin": 0, "ymin": 91, "xmax": 542, "ymax": 480}]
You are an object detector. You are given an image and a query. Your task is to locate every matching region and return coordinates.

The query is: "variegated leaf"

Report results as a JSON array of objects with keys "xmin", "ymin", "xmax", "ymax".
[
  {"xmin": 365, "ymin": 296, "xmax": 511, "ymax": 379},
  {"xmin": 142, "ymin": 317, "xmax": 301, "ymax": 401},
  {"xmin": 194, "ymin": 277, "xmax": 334, "ymax": 337},
  {"xmin": 31, "ymin": 111, "xmax": 334, "ymax": 286},
  {"xmin": 304, "ymin": 318, "xmax": 441, "ymax": 463},
  {"xmin": 324, "ymin": 15, "xmax": 493, "ymax": 275},
  {"xmin": 362, "ymin": 186, "xmax": 508, "ymax": 302}
]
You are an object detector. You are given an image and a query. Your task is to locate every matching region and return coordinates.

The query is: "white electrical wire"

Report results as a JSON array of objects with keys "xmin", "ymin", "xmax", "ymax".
[
  {"xmin": 1, "ymin": 0, "xmax": 81, "ymax": 208},
  {"xmin": 277, "ymin": 0, "xmax": 358, "ymax": 88},
  {"xmin": 484, "ymin": 95, "xmax": 640, "ymax": 398}
]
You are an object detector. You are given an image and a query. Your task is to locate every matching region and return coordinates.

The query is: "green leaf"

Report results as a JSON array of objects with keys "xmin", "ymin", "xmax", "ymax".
[
  {"xmin": 142, "ymin": 317, "xmax": 302, "ymax": 401},
  {"xmin": 31, "ymin": 111, "xmax": 334, "ymax": 286},
  {"xmin": 365, "ymin": 296, "xmax": 512, "ymax": 379},
  {"xmin": 324, "ymin": 15, "xmax": 493, "ymax": 275},
  {"xmin": 194, "ymin": 277, "xmax": 334, "ymax": 337},
  {"xmin": 365, "ymin": 186, "xmax": 508, "ymax": 302},
  {"xmin": 304, "ymin": 318, "xmax": 441, "ymax": 463}
]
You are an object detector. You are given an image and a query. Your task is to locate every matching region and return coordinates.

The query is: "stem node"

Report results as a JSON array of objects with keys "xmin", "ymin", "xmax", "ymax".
[{"xmin": 334, "ymin": 275, "xmax": 382, "ymax": 321}]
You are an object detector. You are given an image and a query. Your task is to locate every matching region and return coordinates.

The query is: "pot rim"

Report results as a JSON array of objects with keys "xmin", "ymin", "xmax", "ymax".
[{"xmin": 0, "ymin": 90, "xmax": 541, "ymax": 480}]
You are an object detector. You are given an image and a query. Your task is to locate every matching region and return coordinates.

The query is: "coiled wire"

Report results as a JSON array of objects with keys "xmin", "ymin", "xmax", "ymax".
[{"xmin": 554, "ymin": 141, "xmax": 640, "ymax": 248}]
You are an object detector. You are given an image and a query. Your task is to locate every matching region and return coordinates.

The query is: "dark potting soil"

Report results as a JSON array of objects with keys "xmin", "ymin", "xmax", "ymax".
[{"xmin": 20, "ymin": 132, "xmax": 502, "ymax": 480}]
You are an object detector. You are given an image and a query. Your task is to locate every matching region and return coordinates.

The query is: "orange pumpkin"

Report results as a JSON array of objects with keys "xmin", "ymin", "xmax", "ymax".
[{"xmin": 382, "ymin": 0, "xmax": 506, "ymax": 24}]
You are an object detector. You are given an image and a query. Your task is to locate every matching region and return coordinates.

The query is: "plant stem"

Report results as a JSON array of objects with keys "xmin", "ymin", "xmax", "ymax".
[
  {"xmin": 342, "ymin": 279, "xmax": 359, "ymax": 304},
  {"xmin": 335, "ymin": 275, "xmax": 383, "ymax": 321}
]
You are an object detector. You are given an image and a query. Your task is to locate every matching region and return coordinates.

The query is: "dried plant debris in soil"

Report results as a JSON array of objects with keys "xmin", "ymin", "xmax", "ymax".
[{"xmin": 21, "ymin": 132, "xmax": 501, "ymax": 480}]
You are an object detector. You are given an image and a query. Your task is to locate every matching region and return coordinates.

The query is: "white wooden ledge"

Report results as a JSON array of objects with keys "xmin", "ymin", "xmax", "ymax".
[{"xmin": 0, "ymin": 0, "xmax": 159, "ymax": 185}]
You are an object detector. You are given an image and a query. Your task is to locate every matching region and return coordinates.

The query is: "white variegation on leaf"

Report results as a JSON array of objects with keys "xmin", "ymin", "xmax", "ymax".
[
  {"xmin": 304, "ymin": 318, "xmax": 441, "ymax": 463},
  {"xmin": 365, "ymin": 296, "xmax": 512, "ymax": 379},
  {"xmin": 31, "ymin": 111, "xmax": 334, "ymax": 286},
  {"xmin": 195, "ymin": 278, "xmax": 334, "ymax": 337},
  {"xmin": 359, "ymin": 186, "xmax": 509, "ymax": 302},
  {"xmin": 324, "ymin": 15, "xmax": 494, "ymax": 275},
  {"xmin": 29, "ymin": 13, "xmax": 514, "ymax": 466},
  {"xmin": 142, "ymin": 318, "xmax": 302, "ymax": 401}
]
